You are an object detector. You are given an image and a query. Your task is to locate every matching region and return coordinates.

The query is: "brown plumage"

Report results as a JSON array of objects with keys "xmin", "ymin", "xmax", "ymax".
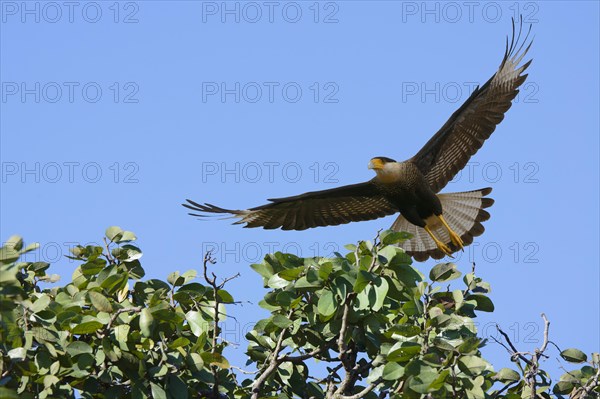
[{"xmin": 184, "ymin": 19, "xmax": 533, "ymax": 261}]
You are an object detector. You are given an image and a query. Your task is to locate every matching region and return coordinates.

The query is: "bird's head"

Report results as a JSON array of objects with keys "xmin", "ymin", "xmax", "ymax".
[
  {"xmin": 368, "ymin": 157, "xmax": 400, "ymax": 182},
  {"xmin": 368, "ymin": 156, "xmax": 397, "ymax": 170}
]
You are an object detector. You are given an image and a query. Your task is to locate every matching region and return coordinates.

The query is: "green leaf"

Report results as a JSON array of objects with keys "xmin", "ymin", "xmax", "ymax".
[
  {"xmin": 153, "ymin": 309, "xmax": 185, "ymax": 324},
  {"xmin": 294, "ymin": 276, "xmax": 322, "ymax": 289},
  {"xmin": 187, "ymin": 353, "xmax": 204, "ymax": 371},
  {"xmin": 7, "ymin": 347, "xmax": 26, "ymax": 360},
  {"xmin": 185, "ymin": 311, "xmax": 207, "ymax": 337},
  {"xmin": 250, "ymin": 262, "xmax": 274, "ymax": 280},
  {"xmin": 72, "ymin": 321, "xmax": 103, "ymax": 334},
  {"xmin": 100, "ymin": 273, "xmax": 127, "ymax": 294},
  {"xmin": 387, "ymin": 342, "xmax": 421, "ymax": 362},
  {"xmin": 6, "ymin": 235, "xmax": 24, "ymax": 251},
  {"xmin": 81, "ymin": 258, "xmax": 106, "ymax": 276},
  {"xmin": 344, "ymin": 243, "xmax": 357, "ymax": 251},
  {"xmin": 168, "ymin": 337, "xmax": 190, "ymax": 350},
  {"xmin": 114, "ymin": 324, "xmax": 130, "ymax": 343},
  {"xmin": 388, "ymin": 324, "xmax": 421, "ymax": 337},
  {"xmin": 66, "ymin": 341, "xmax": 93, "ymax": 357},
  {"xmin": 429, "ymin": 262, "xmax": 461, "ymax": 282},
  {"xmin": 457, "ymin": 355, "xmax": 490, "ymax": 375},
  {"xmin": 553, "ymin": 380, "xmax": 574, "ymax": 395},
  {"xmin": 89, "ymin": 291, "xmax": 113, "ymax": 312},
  {"xmin": 30, "ymin": 294, "xmax": 51, "ymax": 313},
  {"xmin": 201, "ymin": 352, "xmax": 230, "ymax": 368},
  {"xmin": 0, "ymin": 388, "xmax": 19, "ymax": 399},
  {"xmin": 272, "ymin": 314, "xmax": 293, "ymax": 329},
  {"xmin": 111, "ymin": 245, "xmax": 142, "ymax": 262},
  {"xmin": 106, "ymin": 226, "xmax": 124, "ymax": 242},
  {"xmin": 372, "ymin": 277, "xmax": 389, "ymax": 311},
  {"xmin": 267, "ymin": 274, "xmax": 290, "ymax": 289},
  {"xmin": 278, "ymin": 266, "xmax": 305, "ymax": 281},
  {"xmin": 150, "ymin": 382, "xmax": 167, "ymax": 399},
  {"xmin": 180, "ymin": 269, "xmax": 197, "ymax": 283},
  {"xmin": 43, "ymin": 375, "xmax": 59, "ymax": 389},
  {"xmin": 466, "ymin": 294, "xmax": 494, "ymax": 312},
  {"xmin": 217, "ymin": 289, "xmax": 235, "ymax": 303},
  {"xmin": 353, "ymin": 270, "xmax": 372, "ymax": 293},
  {"xmin": 317, "ymin": 290, "xmax": 337, "ymax": 317},
  {"xmin": 382, "ymin": 362, "xmax": 404, "ymax": 380},
  {"xmin": 560, "ymin": 348, "xmax": 588, "ymax": 363},
  {"xmin": 118, "ymin": 230, "xmax": 137, "ymax": 242},
  {"xmin": 125, "ymin": 260, "xmax": 145, "ymax": 279},
  {"xmin": 139, "ymin": 308, "xmax": 155, "ymax": 337},
  {"xmin": 167, "ymin": 375, "xmax": 188, "ymax": 399},
  {"xmin": 495, "ymin": 368, "xmax": 520, "ymax": 383},
  {"xmin": 381, "ymin": 230, "xmax": 411, "ymax": 245},
  {"xmin": 408, "ymin": 367, "xmax": 439, "ymax": 394}
]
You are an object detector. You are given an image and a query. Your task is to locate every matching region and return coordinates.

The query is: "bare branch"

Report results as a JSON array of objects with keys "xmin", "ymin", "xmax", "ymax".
[
  {"xmin": 200, "ymin": 250, "xmax": 238, "ymax": 398},
  {"xmin": 495, "ymin": 324, "xmax": 532, "ymax": 366},
  {"xmin": 339, "ymin": 378, "xmax": 382, "ymax": 399},
  {"xmin": 218, "ymin": 272, "xmax": 241, "ymax": 289},
  {"xmin": 495, "ymin": 314, "xmax": 552, "ymax": 399},
  {"xmin": 106, "ymin": 306, "xmax": 142, "ymax": 332},
  {"xmin": 250, "ymin": 311, "xmax": 292, "ymax": 399},
  {"xmin": 581, "ymin": 365, "xmax": 600, "ymax": 396},
  {"xmin": 103, "ymin": 237, "xmax": 116, "ymax": 265},
  {"xmin": 230, "ymin": 366, "xmax": 258, "ymax": 375},
  {"xmin": 281, "ymin": 347, "xmax": 325, "ymax": 364}
]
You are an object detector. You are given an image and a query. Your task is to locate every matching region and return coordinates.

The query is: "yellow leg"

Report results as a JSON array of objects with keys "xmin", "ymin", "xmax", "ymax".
[
  {"xmin": 424, "ymin": 225, "xmax": 453, "ymax": 257},
  {"xmin": 438, "ymin": 215, "xmax": 464, "ymax": 250}
]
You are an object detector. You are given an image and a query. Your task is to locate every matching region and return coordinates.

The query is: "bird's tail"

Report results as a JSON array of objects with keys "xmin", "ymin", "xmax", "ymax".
[{"xmin": 391, "ymin": 187, "xmax": 494, "ymax": 262}]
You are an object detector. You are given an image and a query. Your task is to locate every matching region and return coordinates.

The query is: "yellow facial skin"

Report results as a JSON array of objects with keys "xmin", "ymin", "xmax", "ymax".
[{"xmin": 368, "ymin": 158, "xmax": 385, "ymax": 170}]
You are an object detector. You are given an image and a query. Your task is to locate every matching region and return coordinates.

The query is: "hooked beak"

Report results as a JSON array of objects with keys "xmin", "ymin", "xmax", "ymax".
[{"xmin": 368, "ymin": 159, "xmax": 384, "ymax": 170}]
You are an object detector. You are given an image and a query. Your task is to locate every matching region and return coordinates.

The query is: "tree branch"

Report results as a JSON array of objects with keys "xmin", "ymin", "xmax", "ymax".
[
  {"xmin": 495, "ymin": 314, "xmax": 551, "ymax": 399},
  {"xmin": 339, "ymin": 378, "xmax": 382, "ymax": 399},
  {"xmin": 201, "ymin": 250, "xmax": 239, "ymax": 398},
  {"xmin": 250, "ymin": 311, "xmax": 291, "ymax": 399}
]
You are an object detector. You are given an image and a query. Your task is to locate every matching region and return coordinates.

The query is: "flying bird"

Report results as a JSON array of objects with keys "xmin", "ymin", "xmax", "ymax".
[{"xmin": 184, "ymin": 19, "xmax": 533, "ymax": 262}]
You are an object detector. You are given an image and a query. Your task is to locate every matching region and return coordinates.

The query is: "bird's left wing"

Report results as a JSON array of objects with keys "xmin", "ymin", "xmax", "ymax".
[
  {"xmin": 183, "ymin": 181, "xmax": 398, "ymax": 231},
  {"xmin": 410, "ymin": 19, "xmax": 533, "ymax": 193}
]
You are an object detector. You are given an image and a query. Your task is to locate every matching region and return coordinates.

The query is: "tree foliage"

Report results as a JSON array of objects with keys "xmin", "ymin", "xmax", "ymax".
[{"xmin": 0, "ymin": 228, "xmax": 598, "ymax": 398}]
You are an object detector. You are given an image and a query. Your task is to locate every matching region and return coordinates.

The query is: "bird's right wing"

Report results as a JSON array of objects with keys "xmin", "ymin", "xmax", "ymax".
[
  {"xmin": 410, "ymin": 18, "xmax": 533, "ymax": 193},
  {"xmin": 183, "ymin": 182, "xmax": 398, "ymax": 231}
]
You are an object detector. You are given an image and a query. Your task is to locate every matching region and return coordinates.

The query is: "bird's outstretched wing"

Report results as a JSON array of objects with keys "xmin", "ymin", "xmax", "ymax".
[
  {"xmin": 183, "ymin": 182, "xmax": 398, "ymax": 231},
  {"xmin": 410, "ymin": 18, "xmax": 533, "ymax": 193}
]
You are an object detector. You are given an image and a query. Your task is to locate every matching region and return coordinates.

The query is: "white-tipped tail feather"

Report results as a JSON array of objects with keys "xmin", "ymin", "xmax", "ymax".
[{"xmin": 392, "ymin": 188, "xmax": 494, "ymax": 261}]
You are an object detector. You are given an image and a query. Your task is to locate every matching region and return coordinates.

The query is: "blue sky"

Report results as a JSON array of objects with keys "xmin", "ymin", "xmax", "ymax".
[{"xmin": 2, "ymin": 1, "xmax": 598, "ymax": 379}]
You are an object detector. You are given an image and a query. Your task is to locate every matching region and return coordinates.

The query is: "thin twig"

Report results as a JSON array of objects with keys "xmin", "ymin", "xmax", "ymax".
[
  {"xmin": 105, "ymin": 306, "xmax": 142, "ymax": 333},
  {"xmin": 495, "ymin": 324, "xmax": 532, "ymax": 365},
  {"xmin": 527, "ymin": 313, "xmax": 550, "ymax": 399},
  {"xmin": 250, "ymin": 311, "xmax": 292, "ymax": 399},
  {"xmin": 581, "ymin": 366, "xmax": 600, "ymax": 396},
  {"xmin": 339, "ymin": 378, "xmax": 382, "ymax": 399},
  {"xmin": 103, "ymin": 237, "xmax": 116, "ymax": 265},
  {"xmin": 202, "ymin": 251, "xmax": 222, "ymax": 398},
  {"xmin": 281, "ymin": 347, "xmax": 324, "ymax": 364},
  {"xmin": 230, "ymin": 366, "xmax": 258, "ymax": 375}
]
